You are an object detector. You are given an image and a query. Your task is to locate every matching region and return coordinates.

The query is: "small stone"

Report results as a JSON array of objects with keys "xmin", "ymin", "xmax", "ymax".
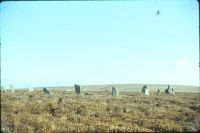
[
  {"xmin": 123, "ymin": 108, "xmax": 130, "ymax": 113},
  {"xmin": 43, "ymin": 88, "xmax": 52, "ymax": 95}
]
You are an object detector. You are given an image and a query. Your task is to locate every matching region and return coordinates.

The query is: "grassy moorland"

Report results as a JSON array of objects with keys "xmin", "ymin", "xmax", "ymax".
[{"xmin": 1, "ymin": 85, "xmax": 200, "ymax": 132}]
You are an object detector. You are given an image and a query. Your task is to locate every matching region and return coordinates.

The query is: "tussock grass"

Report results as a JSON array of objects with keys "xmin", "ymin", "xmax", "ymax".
[{"xmin": 1, "ymin": 90, "xmax": 200, "ymax": 132}]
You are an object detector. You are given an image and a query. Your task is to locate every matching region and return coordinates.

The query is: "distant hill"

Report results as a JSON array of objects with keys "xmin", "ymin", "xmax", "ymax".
[
  {"xmin": 30, "ymin": 84, "xmax": 199, "ymax": 92},
  {"xmin": 80, "ymin": 84, "xmax": 199, "ymax": 92}
]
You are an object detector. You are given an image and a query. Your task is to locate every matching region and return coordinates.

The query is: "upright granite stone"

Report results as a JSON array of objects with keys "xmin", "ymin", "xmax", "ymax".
[
  {"xmin": 141, "ymin": 85, "xmax": 147, "ymax": 94},
  {"xmin": 144, "ymin": 88, "xmax": 149, "ymax": 95},
  {"xmin": 141, "ymin": 85, "xmax": 149, "ymax": 95},
  {"xmin": 165, "ymin": 85, "xmax": 175, "ymax": 95},
  {"xmin": 157, "ymin": 89, "xmax": 160, "ymax": 93},
  {"xmin": 112, "ymin": 87, "xmax": 119, "ymax": 96},
  {"xmin": 165, "ymin": 88, "xmax": 168, "ymax": 93},
  {"xmin": 168, "ymin": 85, "xmax": 172, "ymax": 93},
  {"xmin": 43, "ymin": 88, "xmax": 52, "ymax": 95},
  {"xmin": 74, "ymin": 84, "xmax": 81, "ymax": 94},
  {"xmin": 170, "ymin": 88, "xmax": 175, "ymax": 95}
]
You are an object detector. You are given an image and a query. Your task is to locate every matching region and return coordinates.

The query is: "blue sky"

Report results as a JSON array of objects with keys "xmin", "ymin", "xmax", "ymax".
[{"xmin": 1, "ymin": 0, "xmax": 199, "ymax": 88}]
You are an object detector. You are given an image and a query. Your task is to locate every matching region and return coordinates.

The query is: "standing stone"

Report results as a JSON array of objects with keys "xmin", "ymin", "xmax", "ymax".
[
  {"xmin": 112, "ymin": 87, "xmax": 119, "ymax": 96},
  {"xmin": 144, "ymin": 88, "xmax": 149, "ymax": 95},
  {"xmin": 165, "ymin": 88, "xmax": 168, "ymax": 93},
  {"xmin": 141, "ymin": 85, "xmax": 149, "ymax": 95},
  {"xmin": 43, "ymin": 88, "xmax": 52, "ymax": 95},
  {"xmin": 157, "ymin": 89, "xmax": 160, "ymax": 93},
  {"xmin": 167, "ymin": 85, "xmax": 171, "ymax": 92},
  {"xmin": 141, "ymin": 85, "xmax": 147, "ymax": 93},
  {"xmin": 74, "ymin": 84, "xmax": 81, "ymax": 94},
  {"xmin": 166, "ymin": 85, "xmax": 174, "ymax": 95},
  {"xmin": 170, "ymin": 88, "xmax": 175, "ymax": 95}
]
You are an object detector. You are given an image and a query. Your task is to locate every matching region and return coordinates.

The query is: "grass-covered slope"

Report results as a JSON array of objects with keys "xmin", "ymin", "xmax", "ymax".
[{"xmin": 1, "ymin": 89, "xmax": 200, "ymax": 132}]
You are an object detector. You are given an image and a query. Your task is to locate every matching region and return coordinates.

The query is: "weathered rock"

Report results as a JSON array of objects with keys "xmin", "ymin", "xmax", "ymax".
[
  {"xmin": 141, "ymin": 85, "xmax": 149, "ymax": 95},
  {"xmin": 144, "ymin": 88, "xmax": 149, "ymax": 95},
  {"xmin": 123, "ymin": 108, "xmax": 130, "ymax": 113},
  {"xmin": 170, "ymin": 88, "xmax": 175, "ymax": 95},
  {"xmin": 112, "ymin": 87, "xmax": 119, "ymax": 96},
  {"xmin": 165, "ymin": 85, "xmax": 175, "ymax": 95},
  {"xmin": 141, "ymin": 85, "xmax": 147, "ymax": 93},
  {"xmin": 43, "ymin": 88, "xmax": 52, "ymax": 95},
  {"xmin": 74, "ymin": 84, "xmax": 81, "ymax": 94},
  {"xmin": 157, "ymin": 89, "xmax": 160, "ymax": 93},
  {"xmin": 165, "ymin": 88, "xmax": 168, "ymax": 93}
]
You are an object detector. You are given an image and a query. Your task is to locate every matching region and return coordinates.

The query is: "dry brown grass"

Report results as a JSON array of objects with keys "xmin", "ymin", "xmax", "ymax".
[{"xmin": 1, "ymin": 90, "xmax": 200, "ymax": 132}]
